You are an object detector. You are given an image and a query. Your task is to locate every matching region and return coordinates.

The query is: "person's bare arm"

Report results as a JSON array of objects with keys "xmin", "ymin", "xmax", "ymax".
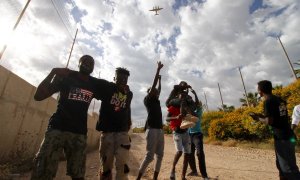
[
  {"xmin": 149, "ymin": 61, "xmax": 163, "ymax": 97},
  {"xmin": 126, "ymin": 90, "xmax": 133, "ymax": 131},
  {"xmin": 190, "ymin": 88, "xmax": 201, "ymax": 106},
  {"xmin": 157, "ymin": 75, "xmax": 161, "ymax": 96},
  {"xmin": 34, "ymin": 68, "xmax": 69, "ymax": 101}
]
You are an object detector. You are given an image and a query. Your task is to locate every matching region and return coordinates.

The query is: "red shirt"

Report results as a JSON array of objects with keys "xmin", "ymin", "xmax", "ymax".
[{"xmin": 168, "ymin": 106, "xmax": 182, "ymax": 131}]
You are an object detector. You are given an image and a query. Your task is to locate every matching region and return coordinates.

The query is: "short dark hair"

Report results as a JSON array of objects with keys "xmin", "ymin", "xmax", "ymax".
[
  {"xmin": 257, "ymin": 80, "xmax": 272, "ymax": 94},
  {"xmin": 179, "ymin": 81, "xmax": 188, "ymax": 86},
  {"xmin": 116, "ymin": 67, "xmax": 130, "ymax": 76},
  {"xmin": 79, "ymin": 55, "xmax": 94, "ymax": 63}
]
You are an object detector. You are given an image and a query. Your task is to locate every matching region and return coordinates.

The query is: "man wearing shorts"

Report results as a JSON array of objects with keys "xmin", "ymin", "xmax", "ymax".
[
  {"xmin": 31, "ymin": 55, "xmax": 97, "ymax": 180},
  {"xmin": 166, "ymin": 81, "xmax": 195, "ymax": 180},
  {"xmin": 94, "ymin": 67, "xmax": 132, "ymax": 180}
]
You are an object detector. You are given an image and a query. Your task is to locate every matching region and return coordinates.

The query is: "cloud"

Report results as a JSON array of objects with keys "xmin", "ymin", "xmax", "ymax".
[{"xmin": 1, "ymin": 0, "xmax": 299, "ymax": 127}]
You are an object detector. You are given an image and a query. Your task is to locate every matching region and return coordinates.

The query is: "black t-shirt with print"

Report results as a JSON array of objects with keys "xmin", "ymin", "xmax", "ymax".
[
  {"xmin": 264, "ymin": 95, "xmax": 294, "ymax": 140},
  {"xmin": 94, "ymin": 79, "xmax": 133, "ymax": 132},
  {"xmin": 48, "ymin": 71, "xmax": 97, "ymax": 135},
  {"xmin": 144, "ymin": 95, "xmax": 163, "ymax": 129}
]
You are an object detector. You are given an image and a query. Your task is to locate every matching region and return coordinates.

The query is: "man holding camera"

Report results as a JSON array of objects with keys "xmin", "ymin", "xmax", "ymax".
[
  {"xmin": 166, "ymin": 81, "xmax": 196, "ymax": 180},
  {"xmin": 249, "ymin": 80, "xmax": 300, "ymax": 180}
]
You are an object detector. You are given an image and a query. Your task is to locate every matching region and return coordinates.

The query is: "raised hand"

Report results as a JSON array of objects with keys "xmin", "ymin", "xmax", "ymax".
[
  {"xmin": 190, "ymin": 88, "xmax": 196, "ymax": 94},
  {"xmin": 157, "ymin": 61, "xmax": 164, "ymax": 70}
]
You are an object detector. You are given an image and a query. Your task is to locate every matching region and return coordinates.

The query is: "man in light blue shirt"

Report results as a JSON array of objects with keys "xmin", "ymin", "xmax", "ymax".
[{"xmin": 187, "ymin": 88, "xmax": 209, "ymax": 180}]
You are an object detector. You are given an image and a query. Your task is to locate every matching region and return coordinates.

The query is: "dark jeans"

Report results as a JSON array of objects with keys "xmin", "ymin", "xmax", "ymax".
[
  {"xmin": 274, "ymin": 139, "xmax": 300, "ymax": 180},
  {"xmin": 189, "ymin": 132, "xmax": 208, "ymax": 178}
]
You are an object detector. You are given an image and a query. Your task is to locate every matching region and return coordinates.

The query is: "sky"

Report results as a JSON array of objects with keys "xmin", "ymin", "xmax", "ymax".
[{"xmin": 0, "ymin": 0, "xmax": 299, "ymax": 127}]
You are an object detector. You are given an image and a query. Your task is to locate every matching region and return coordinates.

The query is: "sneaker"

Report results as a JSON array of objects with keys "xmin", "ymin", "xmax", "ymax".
[
  {"xmin": 187, "ymin": 171, "xmax": 198, "ymax": 176},
  {"xmin": 203, "ymin": 177, "xmax": 209, "ymax": 180}
]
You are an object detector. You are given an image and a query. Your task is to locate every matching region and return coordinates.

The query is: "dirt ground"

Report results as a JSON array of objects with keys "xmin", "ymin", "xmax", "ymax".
[{"xmin": 18, "ymin": 133, "xmax": 300, "ymax": 180}]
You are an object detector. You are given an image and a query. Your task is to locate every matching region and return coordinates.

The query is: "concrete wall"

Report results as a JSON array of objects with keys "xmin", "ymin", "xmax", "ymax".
[{"xmin": 0, "ymin": 65, "xmax": 100, "ymax": 162}]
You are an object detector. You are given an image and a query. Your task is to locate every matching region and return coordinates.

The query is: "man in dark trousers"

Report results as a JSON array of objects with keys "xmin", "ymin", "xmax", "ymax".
[
  {"xmin": 136, "ymin": 61, "xmax": 164, "ymax": 180},
  {"xmin": 94, "ymin": 67, "xmax": 133, "ymax": 180},
  {"xmin": 250, "ymin": 80, "xmax": 300, "ymax": 180},
  {"xmin": 31, "ymin": 55, "xmax": 97, "ymax": 180},
  {"xmin": 187, "ymin": 88, "xmax": 209, "ymax": 180}
]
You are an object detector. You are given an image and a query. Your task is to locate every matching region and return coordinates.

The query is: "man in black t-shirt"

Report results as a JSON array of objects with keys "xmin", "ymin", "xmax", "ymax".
[
  {"xmin": 136, "ymin": 61, "xmax": 164, "ymax": 180},
  {"xmin": 94, "ymin": 67, "xmax": 132, "ymax": 180},
  {"xmin": 250, "ymin": 80, "xmax": 300, "ymax": 180},
  {"xmin": 31, "ymin": 55, "xmax": 97, "ymax": 180}
]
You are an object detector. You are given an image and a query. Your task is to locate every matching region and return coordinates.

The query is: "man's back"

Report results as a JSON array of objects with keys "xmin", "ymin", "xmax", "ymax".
[{"xmin": 264, "ymin": 95, "xmax": 293, "ymax": 139}]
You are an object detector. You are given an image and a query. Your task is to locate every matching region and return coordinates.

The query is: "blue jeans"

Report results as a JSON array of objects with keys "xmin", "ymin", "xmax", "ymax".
[
  {"xmin": 274, "ymin": 139, "xmax": 300, "ymax": 180},
  {"xmin": 189, "ymin": 132, "xmax": 208, "ymax": 178}
]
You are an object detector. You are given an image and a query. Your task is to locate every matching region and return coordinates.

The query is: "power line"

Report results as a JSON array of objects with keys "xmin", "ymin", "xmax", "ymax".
[
  {"xmin": 49, "ymin": 0, "xmax": 73, "ymax": 40},
  {"xmin": 49, "ymin": 0, "xmax": 84, "ymax": 55},
  {"xmin": 55, "ymin": 0, "xmax": 74, "ymax": 33}
]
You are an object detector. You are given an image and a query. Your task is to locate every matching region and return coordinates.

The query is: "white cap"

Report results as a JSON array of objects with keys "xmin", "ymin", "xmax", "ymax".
[{"xmin": 292, "ymin": 105, "xmax": 300, "ymax": 125}]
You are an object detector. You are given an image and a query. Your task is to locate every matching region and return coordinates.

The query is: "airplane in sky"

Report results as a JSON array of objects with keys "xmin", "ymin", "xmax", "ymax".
[{"xmin": 149, "ymin": 6, "xmax": 163, "ymax": 15}]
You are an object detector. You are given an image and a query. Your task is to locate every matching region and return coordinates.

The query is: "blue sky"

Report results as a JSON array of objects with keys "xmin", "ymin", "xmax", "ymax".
[{"xmin": 0, "ymin": 0, "xmax": 299, "ymax": 127}]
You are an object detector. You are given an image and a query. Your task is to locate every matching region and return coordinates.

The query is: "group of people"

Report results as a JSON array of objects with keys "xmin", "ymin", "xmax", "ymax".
[
  {"xmin": 31, "ymin": 55, "xmax": 132, "ymax": 180},
  {"xmin": 135, "ymin": 62, "xmax": 208, "ymax": 180},
  {"xmin": 30, "ymin": 54, "xmax": 300, "ymax": 180}
]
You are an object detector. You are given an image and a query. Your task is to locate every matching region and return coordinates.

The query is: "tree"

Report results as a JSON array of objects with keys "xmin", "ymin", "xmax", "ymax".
[
  {"xmin": 239, "ymin": 92, "xmax": 259, "ymax": 107},
  {"xmin": 218, "ymin": 104, "xmax": 235, "ymax": 112}
]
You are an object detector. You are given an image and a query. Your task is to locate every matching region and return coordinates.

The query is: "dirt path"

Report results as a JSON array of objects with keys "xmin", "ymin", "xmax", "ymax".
[{"xmin": 19, "ymin": 133, "xmax": 300, "ymax": 180}]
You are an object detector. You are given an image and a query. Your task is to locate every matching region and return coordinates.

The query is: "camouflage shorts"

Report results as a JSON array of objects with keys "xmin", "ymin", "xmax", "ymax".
[
  {"xmin": 99, "ymin": 132, "xmax": 131, "ymax": 180},
  {"xmin": 31, "ymin": 129, "xmax": 87, "ymax": 180}
]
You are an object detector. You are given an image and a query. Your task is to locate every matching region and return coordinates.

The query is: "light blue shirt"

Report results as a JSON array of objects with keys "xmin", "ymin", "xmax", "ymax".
[{"xmin": 189, "ymin": 107, "xmax": 203, "ymax": 134}]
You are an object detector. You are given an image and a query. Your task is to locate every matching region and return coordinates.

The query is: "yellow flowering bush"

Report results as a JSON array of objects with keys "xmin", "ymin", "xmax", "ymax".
[
  {"xmin": 207, "ymin": 107, "xmax": 271, "ymax": 140},
  {"xmin": 205, "ymin": 80, "xmax": 300, "ymax": 141},
  {"xmin": 202, "ymin": 111, "xmax": 225, "ymax": 136}
]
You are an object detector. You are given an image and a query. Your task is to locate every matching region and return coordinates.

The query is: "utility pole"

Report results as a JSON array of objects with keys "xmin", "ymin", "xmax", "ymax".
[
  {"xmin": 218, "ymin": 83, "xmax": 224, "ymax": 111},
  {"xmin": 0, "ymin": 0, "xmax": 31, "ymax": 60},
  {"xmin": 277, "ymin": 36, "xmax": 297, "ymax": 81},
  {"xmin": 204, "ymin": 91, "xmax": 209, "ymax": 112},
  {"xmin": 66, "ymin": 28, "xmax": 78, "ymax": 68},
  {"xmin": 238, "ymin": 67, "xmax": 249, "ymax": 107}
]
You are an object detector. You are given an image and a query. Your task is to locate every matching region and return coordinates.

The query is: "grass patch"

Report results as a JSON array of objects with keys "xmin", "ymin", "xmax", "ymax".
[
  {"xmin": 204, "ymin": 137, "xmax": 300, "ymax": 153},
  {"xmin": 222, "ymin": 139, "xmax": 238, "ymax": 147}
]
